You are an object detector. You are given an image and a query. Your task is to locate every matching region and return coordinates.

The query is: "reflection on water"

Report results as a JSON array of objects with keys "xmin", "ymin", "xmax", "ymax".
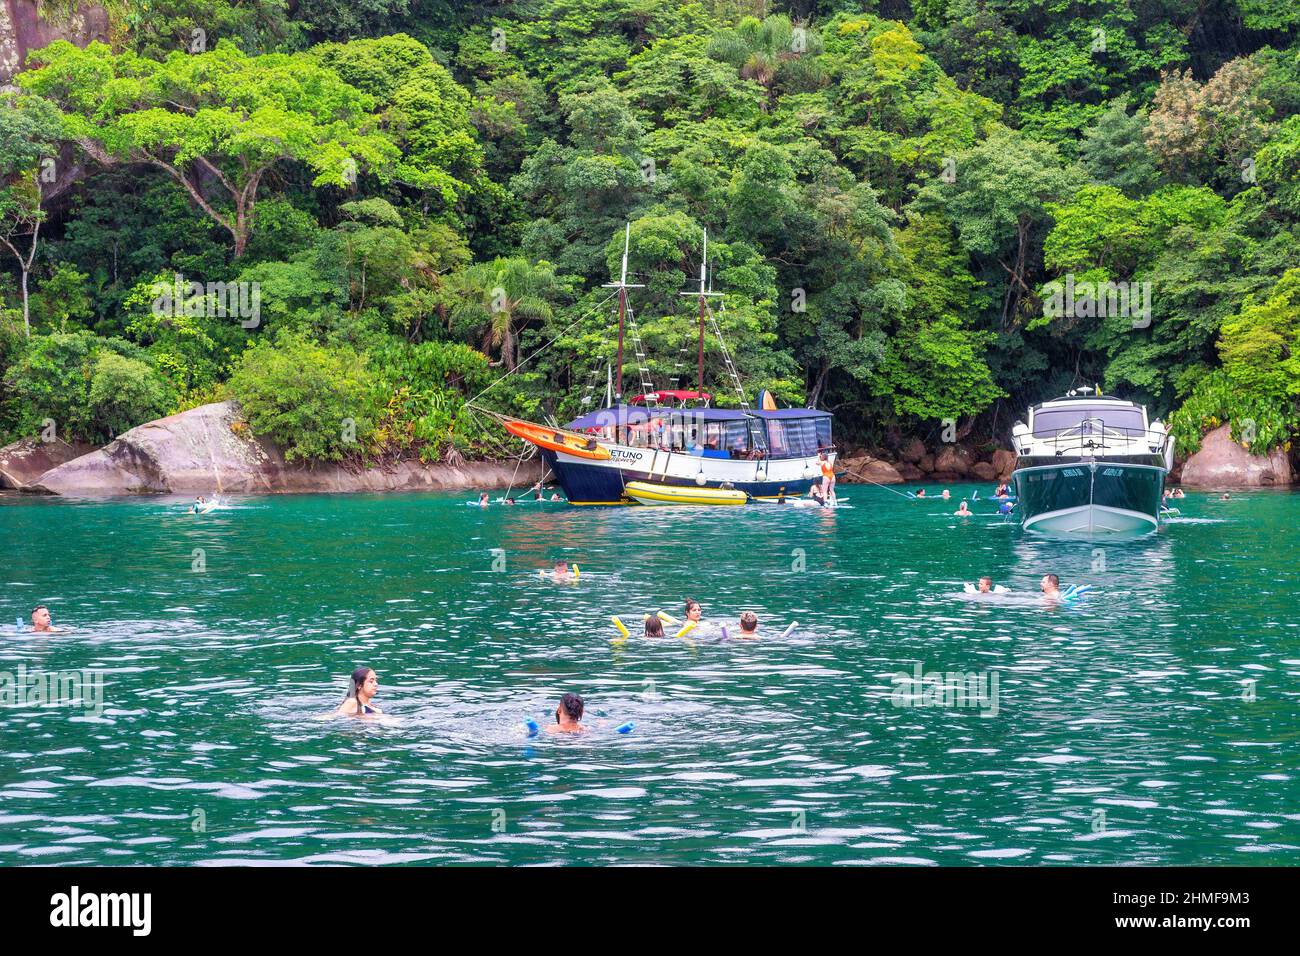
[{"xmin": 0, "ymin": 486, "xmax": 1296, "ymax": 865}]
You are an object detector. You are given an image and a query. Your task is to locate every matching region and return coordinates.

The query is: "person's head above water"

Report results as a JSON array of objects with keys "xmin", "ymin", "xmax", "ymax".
[
  {"xmin": 739, "ymin": 611, "xmax": 758, "ymax": 635},
  {"xmin": 553, "ymin": 560, "xmax": 568, "ymax": 573},
  {"xmin": 337, "ymin": 666, "xmax": 379, "ymax": 717},
  {"xmin": 977, "ymin": 577, "xmax": 993, "ymax": 593},
  {"xmin": 1040, "ymin": 574, "xmax": 1060, "ymax": 594},
  {"xmin": 553, "ymin": 692, "xmax": 585, "ymax": 730},
  {"xmin": 644, "ymin": 615, "xmax": 665, "ymax": 638},
  {"xmin": 31, "ymin": 605, "xmax": 52, "ymax": 632},
  {"xmin": 685, "ymin": 599, "xmax": 702, "ymax": 622}
]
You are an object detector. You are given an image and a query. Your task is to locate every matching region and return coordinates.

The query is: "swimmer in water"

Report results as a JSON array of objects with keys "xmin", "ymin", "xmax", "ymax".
[
  {"xmin": 546, "ymin": 692, "xmax": 588, "ymax": 734},
  {"xmin": 684, "ymin": 598, "xmax": 703, "ymax": 626},
  {"xmin": 30, "ymin": 604, "xmax": 58, "ymax": 633},
  {"xmin": 530, "ymin": 481, "xmax": 544, "ymax": 501},
  {"xmin": 977, "ymin": 577, "xmax": 994, "ymax": 593},
  {"xmin": 1040, "ymin": 573, "xmax": 1062, "ymax": 602},
  {"xmin": 1171, "ymin": 488, "xmax": 1185, "ymax": 499},
  {"xmin": 505, "ymin": 497, "xmax": 517, "ymax": 505},
  {"xmin": 188, "ymin": 495, "xmax": 207, "ymax": 514},
  {"xmin": 941, "ymin": 489, "xmax": 951, "ymax": 500},
  {"xmin": 994, "ymin": 482, "xmax": 1010, "ymax": 497},
  {"xmin": 335, "ymin": 666, "xmax": 382, "ymax": 717},
  {"xmin": 550, "ymin": 492, "xmax": 562, "ymax": 501},
  {"xmin": 955, "ymin": 500, "xmax": 971, "ymax": 516},
  {"xmin": 644, "ymin": 615, "xmax": 665, "ymax": 638},
  {"xmin": 914, "ymin": 488, "xmax": 926, "ymax": 498},
  {"xmin": 541, "ymin": 560, "xmax": 576, "ymax": 583},
  {"xmin": 478, "ymin": 491, "xmax": 489, "ymax": 507},
  {"xmin": 1220, "ymin": 492, "xmax": 1231, "ymax": 500},
  {"xmin": 735, "ymin": 610, "xmax": 759, "ymax": 638}
]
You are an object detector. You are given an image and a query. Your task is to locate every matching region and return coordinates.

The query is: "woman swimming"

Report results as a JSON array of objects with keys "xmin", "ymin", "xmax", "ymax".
[
  {"xmin": 335, "ymin": 666, "xmax": 383, "ymax": 717},
  {"xmin": 644, "ymin": 615, "xmax": 665, "ymax": 638}
]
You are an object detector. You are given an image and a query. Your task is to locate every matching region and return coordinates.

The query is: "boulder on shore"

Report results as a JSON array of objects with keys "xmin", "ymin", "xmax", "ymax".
[
  {"xmin": 0, "ymin": 437, "xmax": 96, "ymax": 491},
  {"xmin": 934, "ymin": 445, "xmax": 973, "ymax": 476},
  {"xmin": 1179, "ymin": 424, "xmax": 1293, "ymax": 488},
  {"xmin": 991, "ymin": 448, "xmax": 1018, "ymax": 481},
  {"xmin": 970, "ymin": 461, "xmax": 997, "ymax": 481},
  {"xmin": 838, "ymin": 454, "xmax": 903, "ymax": 484},
  {"xmin": 917, "ymin": 453, "xmax": 935, "ymax": 473},
  {"xmin": 895, "ymin": 461, "xmax": 923, "ymax": 481},
  {"xmin": 35, "ymin": 401, "xmax": 543, "ymax": 496},
  {"xmin": 899, "ymin": 438, "xmax": 926, "ymax": 463}
]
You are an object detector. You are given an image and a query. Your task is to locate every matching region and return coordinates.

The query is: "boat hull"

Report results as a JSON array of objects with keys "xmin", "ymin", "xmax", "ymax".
[
  {"xmin": 1012, "ymin": 460, "xmax": 1165, "ymax": 537},
  {"xmin": 541, "ymin": 448, "xmax": 827, "ymax": 505}
]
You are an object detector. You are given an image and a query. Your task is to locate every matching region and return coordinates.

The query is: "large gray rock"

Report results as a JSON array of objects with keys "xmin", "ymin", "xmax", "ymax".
[
  {"xmin": 35, "ymin": 401, "xmax": 542, "ymax": 495},
  {"xmin": 0, "ymin": 437, "xmax": 95, "ymax": 490},
  {"xmin": 934, "ymin": 445, "xmax": 973, "ymax": 476},
  {"xmin": 991, "ymin": 448, "xmax": 1018, "ymax": 480},
  {"xmin": 899, "ymin": 438, "xmax": 926, "ymax": 463},
  {"xmin": 1180, "ymin": 424, "xmax": 1293, "ymax": 488},
  {"xmin": 1, "ymin": 2, "xmax": 110, "ymax": 85},
  {"xmin": 837, "ymin": 454, "xmax": 903, "ymax": 484}
]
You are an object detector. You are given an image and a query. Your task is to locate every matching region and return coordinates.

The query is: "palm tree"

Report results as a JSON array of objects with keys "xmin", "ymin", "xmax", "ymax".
[{"xmin": 451, "ymin": 258, "xmax": 560, "ymax": 372}]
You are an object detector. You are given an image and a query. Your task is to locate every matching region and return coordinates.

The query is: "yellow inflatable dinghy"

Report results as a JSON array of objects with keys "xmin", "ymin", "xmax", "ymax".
[{"xmin": 624, "ymin": 481, "xmax": 747, "ymax": 506}]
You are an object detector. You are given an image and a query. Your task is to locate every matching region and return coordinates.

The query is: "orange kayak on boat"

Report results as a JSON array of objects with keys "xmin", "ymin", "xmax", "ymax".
[{"xmin": 502, "ymin": 418, "xmax": 611, "ymax": 461}]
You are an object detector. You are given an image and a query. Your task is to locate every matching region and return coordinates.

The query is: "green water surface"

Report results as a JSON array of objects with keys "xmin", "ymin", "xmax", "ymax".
[{"xmin": 1, "ymin": 487, "xmax": 1296, "ymax": 865}]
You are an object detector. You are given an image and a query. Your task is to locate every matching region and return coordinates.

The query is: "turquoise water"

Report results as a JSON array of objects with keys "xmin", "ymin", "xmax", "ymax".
[{"xmin": 1, "ymin": 487, "xmax": 1296, "ymax": 865}]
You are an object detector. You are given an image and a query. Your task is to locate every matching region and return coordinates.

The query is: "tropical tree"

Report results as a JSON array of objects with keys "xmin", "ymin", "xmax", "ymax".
[
  {"xmin": 0, "ymin": 94, "xmax": 63, "ymax": 336},
  {"xmin": 450, "ymin": 258, "xmax": 560, "ymax": 372}
]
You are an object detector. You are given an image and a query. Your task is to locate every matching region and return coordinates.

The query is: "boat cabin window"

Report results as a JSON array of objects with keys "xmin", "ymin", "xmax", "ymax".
[
  {"xmin": 1032, "ymin": 406, "xmax": 1146, "ymax": 437},
  {"xmin": 766, "ymin": 418, "xmax": 821, "ymax": 458}
]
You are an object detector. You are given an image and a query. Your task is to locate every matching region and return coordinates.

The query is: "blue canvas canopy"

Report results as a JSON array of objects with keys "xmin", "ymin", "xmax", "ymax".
[{"xmin": 565, "ymin": 404, "xmax": 831, "ymax": 429}]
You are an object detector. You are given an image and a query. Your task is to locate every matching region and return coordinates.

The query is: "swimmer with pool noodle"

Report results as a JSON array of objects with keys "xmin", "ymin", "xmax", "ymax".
[{"xmin": 524, "ymin": 693, "xmax": 634, "ymax": 736}]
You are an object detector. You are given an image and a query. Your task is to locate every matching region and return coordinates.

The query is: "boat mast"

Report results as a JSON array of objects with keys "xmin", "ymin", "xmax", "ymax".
[
  {"xmin": 602, "ymin": 223, "xmax": 643, "ymax": 402},
  {"xmin": 680, "ymin": 227, "xmax": 724, "ymax": 397}
]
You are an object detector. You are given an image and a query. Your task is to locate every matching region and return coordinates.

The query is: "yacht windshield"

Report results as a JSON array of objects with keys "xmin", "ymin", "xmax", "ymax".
[{"xmin": 1033, "ymin": 406, "xmax": 1146, "ymax": 437}]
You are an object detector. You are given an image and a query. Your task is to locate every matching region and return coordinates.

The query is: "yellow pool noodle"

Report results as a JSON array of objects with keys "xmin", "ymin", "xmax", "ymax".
[
  {"xmin": 676, "ymin": 621, "xmax": 698, "ymax": 638},
  {"xmin": 657, "ymin": 611, "xmax": 678, "ymax": 625},
  {"xmin": 611, "ymin": 615, "xmax": 630, "ymax": 639},
  {"xmin": 573, "ymin": 564, "xmax": 579, "ymax": 581}
]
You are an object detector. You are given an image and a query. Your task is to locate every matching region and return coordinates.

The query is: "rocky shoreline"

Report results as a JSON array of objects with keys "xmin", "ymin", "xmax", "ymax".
[
  {"xmin": 1, "ymin": 402, "xmax": 1292, "ymax": 497},
  {"xmin": 0, "ymin": 401, "xmax": 543, "ymax": 496}
]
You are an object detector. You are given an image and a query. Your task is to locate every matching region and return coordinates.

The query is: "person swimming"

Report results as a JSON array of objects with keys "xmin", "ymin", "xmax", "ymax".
[
  {"xmin": 335, "ymin": 666, "xmax": 382, "ymax": 717},
  {"xmin": 541, "ymin": 560, "xmax": 577, "ymax": 583},
  {"xmin": 30, "ymin": 604, "xmax": 57, "ymax": 633},
  {"xmin": 914, "ymin": 488, "xmax": 926, "ymax": 498},
  {"xmin": 684, "ymin": 599, "xmax": 703, "ymax": 626},
  {"xmin": 478, "ymin": 492, "xmax": 489, "ymax": 507},
  {"xmin": 941, "ymin": 489, "xmax": 951, "ymax": 500},
  {"xmin": 1040, "ymin": 574, "xmax": 1062, "ymax": 602},
  {"xmin": 530, "ymin": 481, "xmax": 544, "ymax": 501},
  {"xmin": 994, "ymin": 482, "xmax": 1010, "ymax": 497},
  {"xmin": 955, "ymin": 500, "xmax": 971, "ymax": 516},
  {"xmin": 977, "ymin": 576, "xmax": 993, "ymax": 593},
  {"xmin": 550, "ymin": 492, "xmax": 562, "ymax": 501},
  {"xmin": 188, "ymin": 495, "xmax": 207, "ymax": 514},
  {"xmin": 644, "ymin": 615, "xmax": 665, "ymax": 638},
  {"xmin": 998, "ymin": 499, "xmax": 1015, "ymax": 515},
  {"xmin": 547, "ymin": 692, "xmax": 588, "ymax": 734},
  {"xmin": 735, "ymin": 610, "xmax": 759, "ymax": 638},
  {"xmin": 505, "ymin": 497, "xmax": 517, "ymax": 506}
]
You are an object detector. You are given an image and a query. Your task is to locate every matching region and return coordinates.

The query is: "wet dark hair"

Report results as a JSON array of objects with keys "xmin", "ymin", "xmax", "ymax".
[
  {"xmin": 558, "ymin": 692, "xmax": 584, "ymax": 721},
  {"xmin": 685, "ymin": 598, "xmax": 701, "ymax": 615},
  {"xmin": 1044, "ymin": 574, "xmax": 1059, "ymax": 587},
  {"xmin": 644, "ymin": 615, "xmax": 665, "ymax": 637},
  {"xmin": 32, "ymin": 604, "xmax": 48, "ymax": 616},
  {"xmin": 739, "ymin": 611, "xmax": 758, "ymax": 632},
  {"xmin": 344, "ymin": 667, "xmax": 373, "ymax": 711}
]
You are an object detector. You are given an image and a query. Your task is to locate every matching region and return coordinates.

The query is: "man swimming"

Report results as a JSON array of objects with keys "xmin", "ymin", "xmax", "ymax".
[
  {"xmin": 977, "ymin": 577, "xmax": 993, "ymax": 593},
  {"xmin": 1040, "ymin": 574, "xmax": 1062, "ymax": 602},
  {"xmin": 735, "ymin": 610, "xmax": 759, "ymax": 638},
  {"xmin": 478, "ymin": 492, "xmax": 489, "ymax": 507},
  {"xmin": 941, "ymin": 489, "xmax": 951, "ymax": 500},
  {"xmin": 541, "ymin": 560, "xmax": 577, "ymax": 583},
  {"xmin": 30, "ymin": 605, "xmax": 57, "ymax": 633},
  {"xmin": 335, "ymin": 666, "xmax": 382, "ymax": 717},
  {"xmin": 955, "ymin": 500, "xmax": 972, "ymax": 516},
  {"xmin": 546, "ymin": 692, "xmax": 588, "ymax": 734}
]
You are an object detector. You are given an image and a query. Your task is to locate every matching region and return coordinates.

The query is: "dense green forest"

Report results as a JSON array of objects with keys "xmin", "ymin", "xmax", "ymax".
[{"xmin": 2, "ymin": 1, "xmax": 1298, "ymax": 464}]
